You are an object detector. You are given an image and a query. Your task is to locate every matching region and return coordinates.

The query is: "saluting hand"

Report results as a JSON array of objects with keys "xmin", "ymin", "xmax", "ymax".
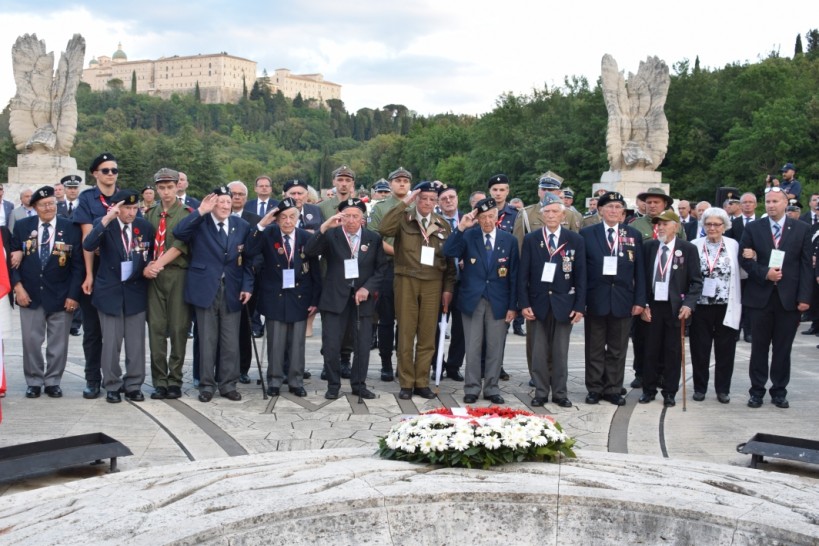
[
  {"xmin": 197, "ymin": 193, "xmax": 218, "ymax": 216},
  {"xmin": 320, "ymin": 213, "xmax": 344, "ymax": 234},
  {"xmin": 259, "ymin": 207, "xmax": 279, "ymax": 228},
  {"xmin": 458, "ymin": 210, "xmax": 477, "ymax": 231}
]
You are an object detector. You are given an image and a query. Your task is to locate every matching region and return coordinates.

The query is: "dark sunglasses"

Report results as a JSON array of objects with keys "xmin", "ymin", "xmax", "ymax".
[{"xmin": 99, "ymin": 168, "xmax": 119, "ymax": 175}]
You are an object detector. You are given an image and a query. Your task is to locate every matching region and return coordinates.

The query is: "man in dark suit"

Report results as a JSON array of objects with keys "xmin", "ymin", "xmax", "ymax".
[
  {"xmin": 82, "ymin": 190, "xmax": 155, "ymax": 403},
  {"xmin": 244, "ymin": 175, "xmax": 278, "ymax": 217},
  {"xmin": 174, "ymin": 187, "xmax": 254, "ymax": 403},
  {"xmin": 799, "ymin": 193, "xmax": 819, "ymax": 226},
  {"xmin": 11, "ymin": 186, "xmax": 83, "ymax": 398},
  {"xmin": 639, "ymin": 210, "xmax": 703, "ymax": 407},
  {"xmin": 739, "ymin": 187, "xmax": 813, "ymax": 408},
  {"xmin": 306, "ymin": 198, "xmax": 387, "ymax": 399},
  {"xmin": 581, "ymin": 191, "xmax": 646, "ymax": 406},
  {"xmin": 176, "ymin": 172, "xmax": 200, "ymax": 209},
  {"xmin": 678, "ymin": 200, "xmax": 698, "ymax": 242},
  {"xmin": 0, "ymin": 184, "xmax": 14, "ymax": 227},
  {"xmin": 282, "ymin": 179, "xmax": 323, "ymax": 231},
  {"xmin": 248, "ymin": 198, "xmax": 321, "ymax": 397},
  {"xmin": 443, "ymin": 198, "xmax": 518, "ymax": 404},
  {"xmin": 519, "ymin": 193, "xmax": 586, "ymax": 408}
]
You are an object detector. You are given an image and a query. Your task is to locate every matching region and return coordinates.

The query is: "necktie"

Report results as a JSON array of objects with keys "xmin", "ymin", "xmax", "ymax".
[
  {"xmin": 447, "ymin": 217, "xmax": 456, "ymax": 231},
  {"xmin": 284, "ymin": 234, "xmax": 292, "ymax": 256},
  {"xmin": 68, "ymin": 202, "xmax": 73, "ymax": 215},
  {"xmin": 422, "ymin": 217, "xmax": 428, "ymax": 231},
  {"xmin": 40, "ymin": 223, "xmax": 50, "ymax": 268},
  {"xmin": 607, "ymin": 227, "xmax": 615, "ymax": 254},
  {"xmin": 657, "ymin": 245, "xmax": 669, "ymax": 282},
  {"xmin": 217, "ymin": 221, "xmax": 228, "ymax": 249},
  {"xmin": 548, "ymin": 233, "xmax": 556, "ymax": 252},
  {"xmin": 349, "ymin": 233, "xmax": 357, "ymax": 258},
  {"xmin": 699, "ymin": 225, "xmax": 705, "ymax": 238},
  {"xmin": 259, "ymin": 201, "xmax": 266, "ymax": 217},
  {"xmin": 485, "ymin": 233, "xmax": 492, "ymax": 264},
  {"xmin": 298, "ymin": 211, "xmax": 304, "ymax": 229},
  {"xmin": 154, "ymin": 212, "xmax": 167, "ymax": 260},
  {"xmin": 744, "ymin": 216, "xmax": 750, "ymax": 225},
  {"xmin": 813, "ymin": 215, "xmax": 817, "ymax": 226},
  {"xmin": 772, "ymin": 223, "xmax": 781, "ymax": 247}
]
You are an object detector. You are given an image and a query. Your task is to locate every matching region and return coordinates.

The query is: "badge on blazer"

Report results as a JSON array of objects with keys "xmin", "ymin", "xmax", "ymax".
[
  {"xmin": 58, "ymin": 254, "xmax": 66, "ymax": 267},
  {"xmin": 563, "ymin": 261, "xmax": 572, "ymax": 273},
  {"xmin": 498, "ymin": 266, "xmax": 508, "ymax": 278},
  {"xmin": 565, "ymin": 273, "xmax": 571, "ymax": 280},
  {"xmin": 360, "ymin": 245, "xmax": 368, "ymax": 252},
  {"xmin": 672, "ymin": 264, "xmax": 678, "ymax": 270},
  {"xmin": 627, "ymin": 250, "xmax": 634, "ymax": 261},
  {"xmin": 675, "ymin": 250, "xmax": 682, "ymax": 257},
  {"xmin": 470, "ymin": 258, "xmax": 476, "ymax": 264},
  {"xmin": 302, "ymin": 263, "xmax": 310, "ymax": 274}
]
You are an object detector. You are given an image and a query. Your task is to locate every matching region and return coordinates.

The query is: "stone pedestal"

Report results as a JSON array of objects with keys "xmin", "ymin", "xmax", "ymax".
[
  {"xmin": 594, "ymin": 170, "xmax": 667, "ymax": 207},
  {"xmin": 5, "ymin": 154, "xmax": 88, "ymax": 198}
]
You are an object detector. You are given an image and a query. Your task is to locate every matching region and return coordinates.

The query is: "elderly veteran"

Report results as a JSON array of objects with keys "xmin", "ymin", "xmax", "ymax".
[
  {"xmin": 11, "ymin": 186, "xmax": 83, "ymax": 398},
  {"xmin": 305, "ymin": 198, "xmax": 387, "ymax": 399},
  {"xmin": 82, "ymin": 189, "xmax": 155, "ymax": 403},
  {"xmin": 379, "ymin": 180, "xmax": 456, "ymax": 399},
  {"xmin": 639, "ymin": 210, "xmax": 702, "ymax": 407},
  {"xmin": 688, "ymin": 207, "xmax": 741, "ymax": 404},
  {"xmin": 580, "ymin": 191, "xmax": 646, "ymax": 406},
  {"xmin": 443, "ymin": 197, "xmax": 519, "ymax": 404},
  {"xmin": 519, "ymin": 193, "xmax": 586, "ymax": 408}
]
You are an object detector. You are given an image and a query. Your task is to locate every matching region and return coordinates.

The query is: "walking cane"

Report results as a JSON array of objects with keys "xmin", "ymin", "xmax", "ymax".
[
  {"xmin": 680, "ymin": 319, "xmax": 687, "ymax": 412},
  {"xmin": 246, "ymin": 306, "xmax": 268, "ymax": 400},
  {"xmin": 355, "ymin": 302, "xmax": 363, "ymax": 405}
]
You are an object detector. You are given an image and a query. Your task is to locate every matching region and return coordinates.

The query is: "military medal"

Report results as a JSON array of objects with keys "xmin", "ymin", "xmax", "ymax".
[
  {"xmin": 360, "ymin": 245, "xmax": 368, "ymax": 252},
  {"xmin": 470, "ymin": 258, "xmax": 476, "ymax": 264},
  {"xmin": 58, "ymin": 254, "xmax": 66, "ymax": 267},
  {"xmin": 672, "ymin": 264, "xmax": 678, "ymax": 270},
  {"xmin": 619, "ymin": 252, "xmax": 624, "ymax": 257},
  {"xmin": 675, "ymin": 250, "xmax": 682, "ymax": 257},
  {"xmin": 563, "ymin": 260, "xmax": 572, "ymax": 273},
  {"xmin": 498, "ymin": 266, "xmax": 507, "ymax": 278}
]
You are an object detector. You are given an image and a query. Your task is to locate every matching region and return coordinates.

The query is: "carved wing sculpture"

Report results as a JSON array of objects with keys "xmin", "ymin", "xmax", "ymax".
[
  {"xmin": 9, "ymin": 34, "xmax": 86, "ymax": 156},
  {"xmin": 601, "ymin": 54, "xmax": 669, "ymax": 172}
]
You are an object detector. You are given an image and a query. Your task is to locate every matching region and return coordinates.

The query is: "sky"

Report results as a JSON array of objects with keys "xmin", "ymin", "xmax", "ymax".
[{"xmin": 0, "ymin": 1, "xmax": 815, "ymax": 116}]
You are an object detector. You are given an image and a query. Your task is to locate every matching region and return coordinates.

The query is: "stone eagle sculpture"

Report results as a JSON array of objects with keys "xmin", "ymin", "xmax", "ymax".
[
  {"xmin": 601, "ymin": 54, "xmax": 669, "ymax": 172},
  {"xmin": 9, "ymin": 33, "xmax": 86, "ymax": 156}
]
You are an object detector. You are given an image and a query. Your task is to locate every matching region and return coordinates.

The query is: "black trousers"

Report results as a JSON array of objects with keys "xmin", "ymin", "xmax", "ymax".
[
  {"xmin": 584, "ymin": 314, "xmax": 631, "ymax": 395},
  {"xmin": 322, "ymin": 303, "xmax": 372, "ymax": 391},
  {"xmin": 79, "ymin": 291, "xmax": 102, "ymax": 383},
  {"xmin": 689, "ymin": 304, "xmax": 736, "ymax": 395},
  {"xmin": 377, "ymin": 262, "xmax": 396, "ymax": 369},
  {"xmin": 643, "ymin": 302, "xmax": 681, "ymax": 397},
  {"xmin": 749, "ymin": 291, "xmax": 799, "ymax": 399}
]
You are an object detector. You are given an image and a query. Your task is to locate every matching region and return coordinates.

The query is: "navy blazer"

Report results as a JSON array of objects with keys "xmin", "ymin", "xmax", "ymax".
[
  {"xmin": 82, "ymin": 217, "xmax": 154, "ymax": 316},
  {"xmin": 11, "ymin": 216, "xmax": 83, "ymax": 312},
  {"xmin": 581, "ymin": 222, "xmax": 646, "ymax": 318},
  {"xmin": 443, "ymin": 227, "xmax": 518, "ymax": 320},
  {"xmin": 244, "ymin": 198, "xmax": 279, "ymax": 217},
  {"xmin": 245, "ymin": 225, "xmax": 320, "ymax": 322},
  {"xmin": 681, "ymin": 218, "xmax": 698, "ymax": 242},
  {"xmin": 2, "ymin": 200, "xmax": 14, "ymax": 227},
  {"xmin": 739, "ymin": 216, "xmax": 813, "ymax": 310},
  {"xmin": 643, "ymin": 238, "xmax": 703, "ymax": 316},
  {"xmin": 173, "ymin": 212, "xmax": 254, "ymax": 312},
  {"xmin": 518, "ymin": 228, "xmax": 587, "ymax": 322},
  {"xmin": 304, "ymin": 226, "xmax": 386, "ymax": 317}
]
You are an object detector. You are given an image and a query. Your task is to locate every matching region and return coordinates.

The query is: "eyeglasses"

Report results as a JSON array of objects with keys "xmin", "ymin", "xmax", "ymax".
[
  {"xmin": 764, "ymin": 187, "xmax": 784, "ymax": 193},
  {"xmin": 704, "ymin": 222, "xmax": 724, "ymax": 228},
  {"xmin": 99, "ymin": 168, "xmax": 119, "ymax": 175}
]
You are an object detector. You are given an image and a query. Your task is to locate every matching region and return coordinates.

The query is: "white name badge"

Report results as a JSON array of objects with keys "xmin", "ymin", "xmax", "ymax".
[
  {"xmin": 654, "ymin": 281, "xmax": 669, "ymax": 301},
  {"xmin": 120, "ymin": 261, "xmax": 133, "ymax": 282},
  {"xmin": 702, "ymin": 277, "xmax": 718, "ymax": 298},
  {"xmin": 344, "ymin": 258, "xmax": 359, "ymax": 279},
  {"xmin": 283, "ymin": 269, "xmax": 296, "ymax": 289},
  {"xmin": 541, "ymin": 262, "xmax": 557, "ymax": 283},
  {"xmin": 420, "ymin": 245, "xmax": 435, "ymax": 266},
  {"xmin": 603, "ymin": 256, "xmax": 618, "ymax": 276},
  {"xmin": 769, "ymin": 249, "xmax": 785, "ymax": 268}
]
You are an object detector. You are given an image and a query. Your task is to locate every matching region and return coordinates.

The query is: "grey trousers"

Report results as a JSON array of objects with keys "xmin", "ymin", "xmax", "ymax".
[
  {"xmin": 267, "ymin": 319, "xmax": 306, "ymax": 389},
  {"xmin": 20, "ymin": 306, "xmax": 70, "ymax": 387},
  {"xmin": 99, "ymin": 310, "xmax": 146, "ymax": 393},
  {"xmin": 530, "ymin": 310, "xmax": 573, "ymax": 400},
  {"xmin": 195, "ymin": 283, "xmax": 240, "ymax": 395},
  {"xmin": 462, "ymin": 298, "xmax": 508, "ymax": 397}
]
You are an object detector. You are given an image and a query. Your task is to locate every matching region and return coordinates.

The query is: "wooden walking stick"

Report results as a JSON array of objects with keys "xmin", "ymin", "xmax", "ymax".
[{"xmin": 680, "ymin": 319, "xmax": 687, "ymax": 412}]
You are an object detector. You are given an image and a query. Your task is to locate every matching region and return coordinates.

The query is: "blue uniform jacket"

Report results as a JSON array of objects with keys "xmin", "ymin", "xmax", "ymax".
[
  {"xmin": 12, "ymin": 216, "xmax": 84, "ymax": 312},
  {"xmin": 173, "ymin": 211, "xmax": 254, "ymax": 312},
  {"xmin": 443, "ymin": 227, "xmax": 519, "ymax": 320},
  {"xmin": 82, "ymin": 217, "xmax": 154, "ymax": 316},
  {"xmin": 245, "ymin": 225, "xmax": 320, "ymax": 322},
  {"xmin": 518, "ymin": 228, "xmax": 587, "ymax": 322}
]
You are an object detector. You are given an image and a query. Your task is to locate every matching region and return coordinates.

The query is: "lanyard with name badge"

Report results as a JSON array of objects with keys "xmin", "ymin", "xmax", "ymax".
[
  {"xmin": 281, "ymin": 232, "xmax": 296, "ymax": 289},
  {"xmin": 344, "ymin": 231, "xmax": 360, "ymax": 279},
  {"xmin": 701, "ymin": 242, "xmax": 723, "ymax": 297},
  {"xmin": 603, "ymin": 226, "xmax": 619, "ymax": 275},
  {"xmin": 654, "ymin": 245, "xmax": 672, "ymax": 301},
  {"xmin": 540, "ymin": 228, "xmax": 567, "ymax": 283},
  {"xmin": 419, "ymin": 219, "xmax": 435, "ymax": 266}
]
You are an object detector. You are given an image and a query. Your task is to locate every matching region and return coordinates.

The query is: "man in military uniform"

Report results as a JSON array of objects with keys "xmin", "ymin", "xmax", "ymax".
[
  {"xmin": 143, "ymin": 168, "xmax": 192, "ymax": 400},
  {"xmin": 368, "ymin": 167, "xmax": 413, "ymax": 381},
  {"xmin": 379, "ymin": 181, "xmax": 456, "ymax": 399},
  {"xmin": 319, "ymin": 166, "xmax": 356, "ymax": 221},
  {"xmin": 582, "ymin": 196, "xmax": 601, "ymax": 228}
]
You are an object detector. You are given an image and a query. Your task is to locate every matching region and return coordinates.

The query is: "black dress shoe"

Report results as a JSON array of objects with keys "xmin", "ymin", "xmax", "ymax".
[
  {"xmin": 320, "ymin": 369, "xmax": 328, "ymax": 380},
  {"xmin": 801, "ymin": 326, "xmax": 817, "ymax": 335},
  {"xmin": 25, "ymin": 386, "xmax": 41, "ymax": 398},
  {"xmin": 553, "ymin": 398, "xmax": 572, "ymax": 408},
  {"xmin": 662, "ymin": 394, "xmax": 676, "ymax": 407},
  {"xmin": 83, "ymin": 382, "xmax": 101, "ymax": 399},
  {"xmin": 771, "ymin": 396, "xmax": 789, "ymax": 409},
  {"xmin": 630, "ymin": 376, "xmax": 642, "ymax": 389},
  {"xmin": 531, "ymin": 397, "xmax": 547, "ymax": 407},
  {"xmin": 381, "ymin": 370, "xmax": 394, "ymax": 382},
  {"xmin": 528, "ymin": 378, "xmax": 535, "ymax": 387},
  {"xmin": 445, "ymin": 369, "xmax": 464, "ymax": 381},
  {"xmin": 398, "ymin": 388, "xmax": 412, "ymax": 400},
  {"xmin": 267, "ymin": 386, "xmax": 280, "ymax": 396},
  {"xmin": 499, "ymin": 368, "xmax": 510, "ymax": 381},
  {"xmin": 352, "ymin": 388, "xmax": 376, "ymax": 399},
  {"xmin": 692, "ymin": 391, "xmax": 705, "ymax": 402},
  {"xmin": 638, "ymin": 393, "xmax": 655, "ymax": 404},
  {"xmin": 238, "ymin": 374, "xmax": 251, "ymax": 384},
  {"xmin": 585, "ymin": 392, "xmax": 601, "ymax": 405},
  {"xmin": 513, "ymin": 325, "xmax": 526, "ymax": 336},
  {"xmin": 717, "ymin": 393, "xmax": 730, "ymax": 404},
  {"xmin": 44, "ymin": 385, "xmax": 62, "ymax": 398},
  {"xmin": 289, "ymin": 386, "xmax": 308, "ymax": 397},
  {"xmin": 303, "ymin": 370, "xmax": 312, "ymax": 379},
  {"xmin": 126, "ymin": 390, "xmax": 145, "ymax": 402},
  {"xmin": 106, "ymin": 391, "xmax": 122, "ymax": 403},
  {"xmin": 220, "ymin": 390, "xmax": 242, "ymax": 401},
  {"xmin": 463, "ymin": 394, "xmax": 478, "ymax": 404},
  {"xmin": 198, "ymin": 391, "xmax": 213, "ymax": 402},
  {"xmin": 744, "ymin": 334, "xmax": 752, "ymax": 343},
  {"xmin": 603, "ymin": 393, "xmax": 626, "ymax": 406},
  {"xmin": 484, "ymin": 394, "xmax": 505, "ymax": 404},
  {"xmin": 620, "ymin": 387, "xmax": 628, "ymax": 396},
  {"xmin": 252, "ymin": 330, "xmax": 264, "ymax": 338},
  {"xmin": 151, "ymin": 387, "xmax": 167, "ymax": 400},
  {"xmin": 325, "ymin": 389, "xmax": 340, "ymax": 400},
  {"xmin": 414, "ymin": 387, "xmax": 436, "ymax": 399},
  {"xmin": 69, "ymin": 327, "xmax": 81, "ymax": 336},
  {"xmin": 166, "ymin": 386, "xmax": 182, "ymax": 399},
  {"xmin": 340, "ymin": 362, "xmax": 352, "ymax": 379},
  {"xmin": 747, "ymin": 395, "xmax": 763, "ymax": 408}
]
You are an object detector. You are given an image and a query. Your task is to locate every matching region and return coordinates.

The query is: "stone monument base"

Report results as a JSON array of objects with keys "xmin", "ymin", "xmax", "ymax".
[
  {"xmin": 6, "ymin": 154, "xmax": 85, "ymax": 188},
  {"xmin": 595, "ymin": 170, "xmax": 668, "ymax": 208}
]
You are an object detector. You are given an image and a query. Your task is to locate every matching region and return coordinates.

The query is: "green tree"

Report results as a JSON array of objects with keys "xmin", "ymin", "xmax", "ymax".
[
  {"xmin": 130, "ymin": 71, "xmax": 137, "ymax": 94},
  {"xmin": 795, "ymin": 33, "xmax": 804, "ymax": 56}
]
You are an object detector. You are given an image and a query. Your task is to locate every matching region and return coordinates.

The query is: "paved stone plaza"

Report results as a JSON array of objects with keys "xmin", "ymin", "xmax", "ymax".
[{"xmin": 1, "ymin": 304, "xmax": 818, "ymax": 497}]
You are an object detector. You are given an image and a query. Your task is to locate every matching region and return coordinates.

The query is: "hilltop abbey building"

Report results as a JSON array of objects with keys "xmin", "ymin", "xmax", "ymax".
[{"xmin": 82, "ymin": 44, "xmax": 341, "ymax": 105}]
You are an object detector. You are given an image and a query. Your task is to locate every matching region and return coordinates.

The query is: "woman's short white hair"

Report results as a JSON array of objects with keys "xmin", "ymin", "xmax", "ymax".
[{"xmin": 701, "ymin": 206, "xmax": 730, "ymax": 227}]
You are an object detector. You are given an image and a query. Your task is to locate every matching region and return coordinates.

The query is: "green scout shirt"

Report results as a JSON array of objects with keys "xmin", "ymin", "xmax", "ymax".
[{"xmin": 145, "ymin": 200, "xmax": 191, "ymax": 268}]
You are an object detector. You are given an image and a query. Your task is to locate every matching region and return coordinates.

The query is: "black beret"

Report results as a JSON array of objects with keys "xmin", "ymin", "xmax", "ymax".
[
  {"xmin": 388, "ymin": 167, "xmax": 412, "ymax": 181},
  {"xmin": 283, "ymin": 179, "xmax": 309, "ymax": 193},
  {"xmin": 30, "ymin": 186, "xmax": 55, "ymax": 206},
  {"xmin": 474, "ymin": 197, "xmax": 497, "ymax": 215},
  {"xmin": 141, "ymin": 185, "xmax": 155, "ymax": 194},
  {"xmin": 276, "ymin": 197, "xmax": 298, "ymax": 213},
  {"xmin": 112, "ymin": 189, "xmax": 139, "ymax": 205},
  {"xmin": 332, "ymin": 165, "xmax": 356, "ymax": 180},
  {"xmin": 338, "ymin": 197, "xmax": 367, "ymax": 214},
  {"xmin": 60, "ymin": 175, "xmax": 82, "ymax": 186},
  {"xmin": 597, "ymin": 191, "xmax": 626, "ymax": 208},
  {"xmin": 154, "ymin": 168, "xmax": 179, "ymax": 183},
  {"xmin": 211, "ymin": 186, "xmax": 231, "ymax": 196},
  {"xmin": 89, "ymin": 152, "xmax": 117, "ymax": 172},
  {"xmin": 413, "ymin": 180, "xmax": 447, "ymax": 194},
  {"xmin": 487, "ymin": 174, "xmax": 509, "ymax": 189}
]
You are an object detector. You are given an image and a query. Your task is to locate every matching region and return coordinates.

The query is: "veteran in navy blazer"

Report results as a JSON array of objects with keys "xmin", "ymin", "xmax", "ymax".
[
  {"xmin": 739, "ymin": 187, "xmax": 813, "ymax": 408},
  {"xmin": 11, "ymin": 187, "xmax": 83, "ymax": 398},
  {"xmin": 306, "ymin": 198, "xmax": 387, "ymax": 399},
  {"xmin": 246, "ymin": 198, "xmax": 321, "ymax": 395},
  {"xmin": 443, "ymin": 198, "xmax": 518, "ymax": 404},
  {"xmin": 519, "ymin": 194, "xmax": 586, "ymax": 407},
  {"xmin": 174, "ymin": 188, "xmax": 254, "ymax": 403},
  {"xmin": 580, "ymin": 191, "xmax": 646, "ymax": 406},
  {"xmin": 82, "ymin": 189, "xmax": 155, "ymax": 402}
]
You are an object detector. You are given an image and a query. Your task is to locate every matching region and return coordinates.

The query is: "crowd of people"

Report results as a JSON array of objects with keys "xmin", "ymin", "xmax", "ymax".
[{"xmin": 5, "ymin": 155, "xmax": 818, "ymax": 410}]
